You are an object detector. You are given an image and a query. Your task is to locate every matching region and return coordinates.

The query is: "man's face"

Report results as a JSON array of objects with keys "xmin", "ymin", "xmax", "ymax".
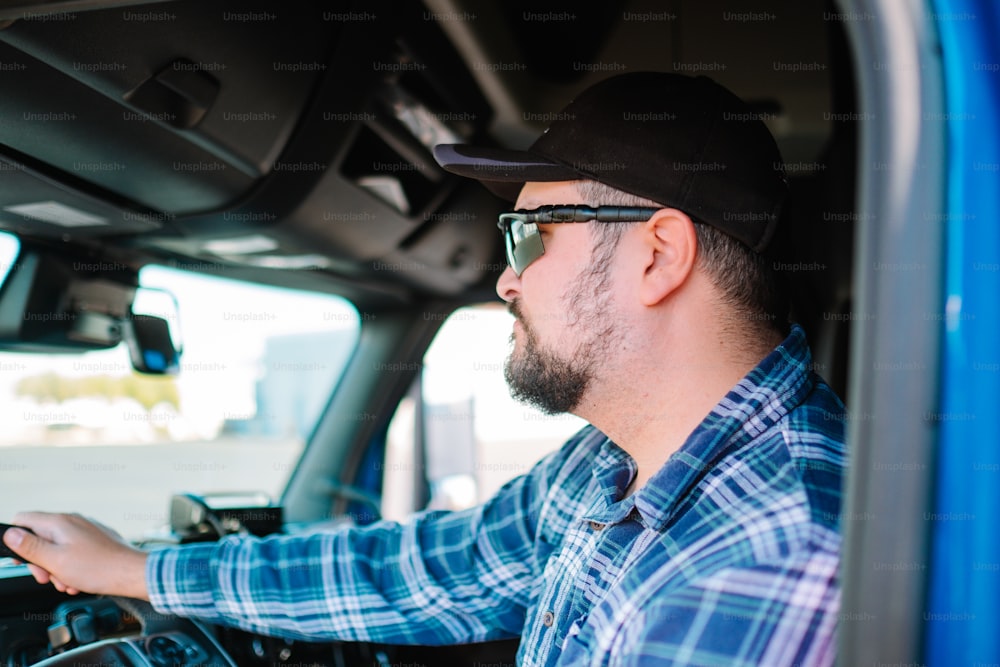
[{"xmin": 496, "ymin": 181, "xmax": 621, "ymax": 415}]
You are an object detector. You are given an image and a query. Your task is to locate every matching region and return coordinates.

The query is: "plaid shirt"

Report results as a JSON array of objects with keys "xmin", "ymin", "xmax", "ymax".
[{"xmin": 148, "ymin": 324, "xmax": 846, "ymax": 666}]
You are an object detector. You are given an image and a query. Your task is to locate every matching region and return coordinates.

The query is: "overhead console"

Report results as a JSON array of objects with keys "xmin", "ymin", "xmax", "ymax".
[
  {"xmin": 0, "ymin": 0, "xmax": 336, "ymax": 215},
  {"xmin": 0, "ymin": 0, "xmax": 498, "ymax": 297}
]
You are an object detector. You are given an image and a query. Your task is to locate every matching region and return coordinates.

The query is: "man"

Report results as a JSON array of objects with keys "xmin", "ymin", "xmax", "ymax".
[{"xmin": 4, "ymin": 72, "xmax": 846, "ymax": 666}]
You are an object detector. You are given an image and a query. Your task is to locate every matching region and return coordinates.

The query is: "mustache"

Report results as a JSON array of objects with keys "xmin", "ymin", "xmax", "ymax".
[
  {"xmin": 508, "ymin": 300, "xmax": 533, "ymax": 339},
  {"xmin": 507, "ymin": 299, "xmax": 532, "ymax": 343}
]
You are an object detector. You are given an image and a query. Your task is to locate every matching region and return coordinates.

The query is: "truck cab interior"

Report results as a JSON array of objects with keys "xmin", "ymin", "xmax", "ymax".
[{"xmin": 0, "ymin": 0, "xmax": 976, "ymax": 664}]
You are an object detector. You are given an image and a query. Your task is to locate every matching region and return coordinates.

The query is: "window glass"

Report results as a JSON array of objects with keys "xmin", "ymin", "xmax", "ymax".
[
  {"xmin": 381, "ymin": 304, "xmax": 586, "ymax": 521},
  {"xmin": 0, "ymin": 233, "xmax": 17, "ymax": 284},
  {"xmin": 0, "ymin": 258, "xmax": 359, "ymax": 543}
]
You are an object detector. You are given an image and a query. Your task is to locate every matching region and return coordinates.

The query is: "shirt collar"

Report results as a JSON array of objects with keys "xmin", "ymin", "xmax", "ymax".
[
  {"xmin": 588, "ymin": 324, "xmax": 816, "ymax": 531},
  {"xmin": 584, "ymin": 438, "xmax": 639, "ymax": 524}
]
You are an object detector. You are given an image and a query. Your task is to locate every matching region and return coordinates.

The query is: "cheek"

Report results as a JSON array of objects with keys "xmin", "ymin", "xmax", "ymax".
[
  {"xmin": 522, "ymin": 234, "xmax": 592, "ymax": 327},
  {"xmin": 519, "ymin": 278, "xmax": 561, "ymax": 334}
]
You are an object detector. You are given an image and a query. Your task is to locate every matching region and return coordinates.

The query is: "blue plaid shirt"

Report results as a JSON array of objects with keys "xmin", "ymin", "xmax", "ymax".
[{"xmin": 148, "ymin": 325, "xmax": 846, "ymax": 666}]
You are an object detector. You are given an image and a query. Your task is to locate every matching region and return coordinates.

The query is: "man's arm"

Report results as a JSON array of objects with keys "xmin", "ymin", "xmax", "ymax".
[
  {"xmin": 2, "ymin": 427, "xmax": 587, "ymax": 644},
  {"xmin": 143, "ymin": 495, "xmax": 540, "ymax": 643},
  {"xmin": 3, "ymin": 495, "xmax": 535, "ymax": 644},
  {"xmin": 2, "ymin": 502, "xmax": 534, "ymax": 644}
]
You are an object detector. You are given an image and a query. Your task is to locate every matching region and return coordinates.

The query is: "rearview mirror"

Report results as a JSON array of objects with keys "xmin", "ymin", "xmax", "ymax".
[{"xmin": 0, "ymin": 239, "xmax": 182, "ymax": 374}]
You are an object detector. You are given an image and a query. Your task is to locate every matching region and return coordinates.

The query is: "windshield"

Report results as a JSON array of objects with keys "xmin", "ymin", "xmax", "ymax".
[{"xmin": 0, "ymin": 238, "xmax": 359, "ymax": 544}]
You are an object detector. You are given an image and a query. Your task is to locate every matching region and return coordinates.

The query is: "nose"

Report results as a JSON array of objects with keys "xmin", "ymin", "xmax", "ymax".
[{"xmin": 496, "ymin": 264, "xmax": 520, "ymax": 303}]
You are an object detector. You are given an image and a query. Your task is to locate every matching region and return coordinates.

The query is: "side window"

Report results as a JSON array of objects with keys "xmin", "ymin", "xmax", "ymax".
[
  {"xmin": 0, "ymin": 233, "xmax": 17, "ymax": 284},
  {"xmin": 381, "ymin": 304, "xmax": 586, "ymax": 521}
]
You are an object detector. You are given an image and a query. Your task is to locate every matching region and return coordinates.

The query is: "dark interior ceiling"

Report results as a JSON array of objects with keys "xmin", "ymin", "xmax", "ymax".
[{"xmin": 0, "ymin": 0, "xmax": 842, "ymax": 310}]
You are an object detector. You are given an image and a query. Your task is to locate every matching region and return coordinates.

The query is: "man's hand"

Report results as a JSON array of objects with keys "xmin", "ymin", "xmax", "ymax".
[{"xmin": 1, "ymin": 512, "xmax": 149, "ymax": 600}]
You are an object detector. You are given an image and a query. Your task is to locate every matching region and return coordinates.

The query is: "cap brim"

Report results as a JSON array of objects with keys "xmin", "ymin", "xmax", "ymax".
[{"xmin": 433, "ymin": 144, "xmax": 582, "ymax": 202}]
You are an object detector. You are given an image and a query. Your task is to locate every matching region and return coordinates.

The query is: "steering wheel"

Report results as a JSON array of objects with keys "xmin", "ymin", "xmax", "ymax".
[{"xmin": 32, "ymin": 597, "xmax": 236, "ymax": 667}]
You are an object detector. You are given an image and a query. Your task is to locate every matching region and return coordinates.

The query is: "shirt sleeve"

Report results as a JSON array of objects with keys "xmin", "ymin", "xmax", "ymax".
[
  {"xmin": 606, "ymin": 548, "xmax": 839, "ymax": 667},
  {"xmin": 145, "ymin": 435, "xmax": 579, "ymax": 644}
]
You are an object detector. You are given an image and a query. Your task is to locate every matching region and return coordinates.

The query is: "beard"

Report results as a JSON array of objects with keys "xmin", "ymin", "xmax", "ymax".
[{"xmin": 503, "ymin": 264, "xmax": 616, "ymax": 415}]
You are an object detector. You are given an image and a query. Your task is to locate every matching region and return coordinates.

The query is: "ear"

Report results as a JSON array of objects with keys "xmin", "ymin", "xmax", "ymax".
[{"xmin": 637, "ymin": 208, "xmax": 698, "ymax": 307}]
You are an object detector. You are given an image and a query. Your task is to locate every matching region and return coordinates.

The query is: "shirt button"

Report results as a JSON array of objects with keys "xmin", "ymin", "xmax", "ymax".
[
  {"xmin": 542, "ymin": 611, "xmax": 555, "ymax": 627},
  {"xmin": 588, "ymin": 521, "xmax": 604, "ymax": 531}
]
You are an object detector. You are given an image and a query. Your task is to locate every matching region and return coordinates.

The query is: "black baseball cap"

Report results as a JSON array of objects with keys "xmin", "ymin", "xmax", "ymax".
[{"xmin": 432, "ymin": 72, "xmax": 787, "ymax": 253}]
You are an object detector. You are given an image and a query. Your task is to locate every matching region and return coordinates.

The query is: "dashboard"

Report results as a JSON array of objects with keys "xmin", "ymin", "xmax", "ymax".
[{"xmin": 0, "ymin": 593, "xmax": 392, "ymax": 666}]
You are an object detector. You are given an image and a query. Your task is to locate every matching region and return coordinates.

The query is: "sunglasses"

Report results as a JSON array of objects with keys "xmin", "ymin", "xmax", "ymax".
[{"xmin": 497, "ymin": 205, "xmax": 661, "ymax": 276}]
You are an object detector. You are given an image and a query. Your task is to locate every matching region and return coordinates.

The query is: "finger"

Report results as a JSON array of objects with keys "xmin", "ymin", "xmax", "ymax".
[
  {"xmin": 2, "ymin": 528, "xmax": 21, "ymax": 550},
  {"xmin": 1, "ymin": 527, "xmax": 49, "ymax": 567},
  {"xmin": 11, "ymin": 511, "xmax": 59, "ymax": 525},
  {"xmin": 12, "ymin": 511, "xmax": 53, "ymax": 524},
  {"xmin": 50, "ymin": 577, "xmax": 80, "ymax": 596},
  {"xmin": 26, "ymin": 563, "xmax": 51, "ymax": 585},
  {"xmin": 10, "ymin": 512, "xmax": 64, "ymax": 541}
]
